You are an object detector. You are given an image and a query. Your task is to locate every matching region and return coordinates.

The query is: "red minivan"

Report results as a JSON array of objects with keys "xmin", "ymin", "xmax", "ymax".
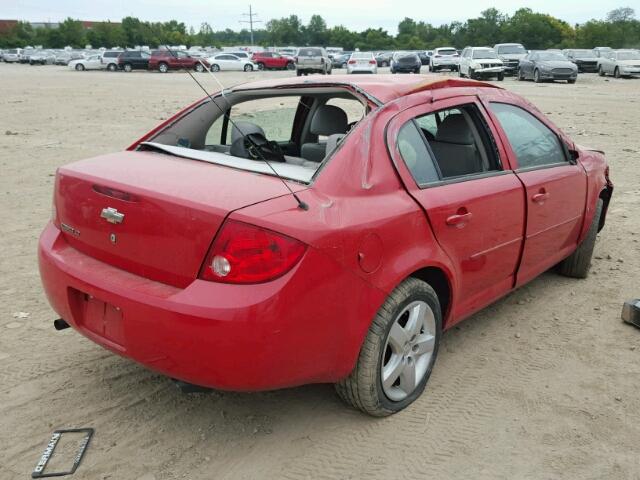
[{"xmin": 39, "ymin": 75, "xmax": 612, "ymax": 416}]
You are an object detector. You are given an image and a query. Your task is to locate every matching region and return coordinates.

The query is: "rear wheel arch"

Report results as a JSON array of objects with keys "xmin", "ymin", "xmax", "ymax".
[
  {"xmin": 409, "ymin": 267, "xmax": 452, "ymax": 327},
  {"xmin": 598, "ymin": 186, "xmax": 613, "ymax": 231}
]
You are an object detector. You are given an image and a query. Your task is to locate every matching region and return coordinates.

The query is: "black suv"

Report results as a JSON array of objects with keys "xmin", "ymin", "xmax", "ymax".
[{"xmin": 118, "ymin": 50, "xmax": 151, "ymax": 72}]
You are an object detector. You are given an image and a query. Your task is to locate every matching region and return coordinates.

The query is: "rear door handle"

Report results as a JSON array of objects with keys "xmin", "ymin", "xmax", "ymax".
[
  {"xmin": 532, "ymin": 190, "xmax": 549, "ymax": 204},
  {"xmin": 446, "ymin": 211, "xmax": 473, "ymax": 227}
]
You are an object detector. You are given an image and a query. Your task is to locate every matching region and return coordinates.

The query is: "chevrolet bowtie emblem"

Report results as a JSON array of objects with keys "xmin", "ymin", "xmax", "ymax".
[{"xmin": 100, "ymin": 207, "xmax": 124, "ymax": 224}]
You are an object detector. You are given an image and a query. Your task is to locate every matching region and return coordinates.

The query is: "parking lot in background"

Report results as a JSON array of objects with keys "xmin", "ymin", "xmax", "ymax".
[{"xmin": 1, "ymin": 63, "xmax": 639, "ymax": 479}]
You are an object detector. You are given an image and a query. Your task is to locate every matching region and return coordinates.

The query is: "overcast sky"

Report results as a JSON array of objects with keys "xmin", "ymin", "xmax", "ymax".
[{"xmin": 0, "ymin": 0, "xmax": 628, "ymax": 33}]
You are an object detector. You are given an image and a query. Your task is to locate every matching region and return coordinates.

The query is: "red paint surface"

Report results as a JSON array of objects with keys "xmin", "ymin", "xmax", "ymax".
[{"xmin": 39, "ymin": 77, "xmax": 611, "ymax": 390}]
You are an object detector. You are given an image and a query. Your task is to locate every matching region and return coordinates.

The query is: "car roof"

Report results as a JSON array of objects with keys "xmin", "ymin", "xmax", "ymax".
[{"xmin": 231, "ymin": 75, "xmax": 501, "ymax": 105}]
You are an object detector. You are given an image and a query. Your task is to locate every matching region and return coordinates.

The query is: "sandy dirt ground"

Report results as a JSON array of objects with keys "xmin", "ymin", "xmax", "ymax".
[{"xmin": 1, "ymin": 63, "xmax": 639, "ymax": 480}]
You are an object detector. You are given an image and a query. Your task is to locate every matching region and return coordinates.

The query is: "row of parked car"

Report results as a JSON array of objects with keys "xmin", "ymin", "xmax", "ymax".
[{"xmin": 4, "ymin": 44, "xmax": 639, "ymax": 81}]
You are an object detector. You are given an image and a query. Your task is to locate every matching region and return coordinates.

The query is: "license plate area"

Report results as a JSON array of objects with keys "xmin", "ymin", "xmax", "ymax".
[{"xmin": 68, "ymin": 288, "xmax": 124, "ymax": 347}]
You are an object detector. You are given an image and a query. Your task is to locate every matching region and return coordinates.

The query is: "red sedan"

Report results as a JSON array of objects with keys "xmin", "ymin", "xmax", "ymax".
[{"xmin": 39, "ymin": 75, "xmax": 612, "ymax": 416}]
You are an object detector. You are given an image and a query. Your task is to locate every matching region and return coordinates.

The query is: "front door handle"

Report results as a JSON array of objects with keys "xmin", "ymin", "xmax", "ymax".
[
  {"xmin": 532, "ymin": 189, "xmax": 549, "ymax": 204},
  {"xmin": 446, "ymin": 209, "xmax": 473, "ymax": 227}
]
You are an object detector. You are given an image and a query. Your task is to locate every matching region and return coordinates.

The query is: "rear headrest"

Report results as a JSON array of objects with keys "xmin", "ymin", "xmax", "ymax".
[
  {"xmin": 435, "ymin": 114, "xmax": 474, "ymax": 145},
  {"xmin": 310, "ymin": 105, "xmax": 348, "ymax": 136},
  {"xmin": 231, "ymin": 121, "xmax": 265, "ymax": 144}
]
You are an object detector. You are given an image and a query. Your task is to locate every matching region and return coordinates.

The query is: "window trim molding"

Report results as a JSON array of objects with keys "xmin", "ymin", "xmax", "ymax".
[{"xmin": 417, "ymin": 169, "xmax": 512, "ymax": 189}]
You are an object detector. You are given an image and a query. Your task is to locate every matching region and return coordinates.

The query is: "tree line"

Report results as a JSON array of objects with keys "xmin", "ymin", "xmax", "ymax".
[{"xmin": 1, "ymin": 7, "xmax": 638, "ymax": 51}]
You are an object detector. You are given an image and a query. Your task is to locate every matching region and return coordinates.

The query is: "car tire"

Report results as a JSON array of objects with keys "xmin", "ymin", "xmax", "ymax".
[
  {"xmin": 195, "ymin": 63, "xmax": 205, "ymax": 73},
  {"xmin": 598, "ymin": 66, "xmax": 605, "ymax": 77},
  {"xmin": 210, "ymin": 64, "xmax": 220, "ymax": 72},
  {"xmin": 614, "ymin": 67, "xmax": 621, "ymax": 78},
  {"xmin": 244, "ymin": 64, "xmax": 253, "ymax": 72},
  {"xmin": 335, "ymin": 277, "xmax": 442, "ymax": 417},
  {"xmin": 534, "ymin": 69, "xmax": 541, "ymax": 83},
  {"xmin": 123, "ymin": 63, "xmax": 132, "ymax": 72},
  {"xmin": 257, "ymin": 62, "xmax": 265, "ymax": 70},
  {"xmin": 518, "ymin": 68, "xmax": 525, "ymax": 81},
  {"xmin": 75, "ymin": 64, "xmax": 84, "ymax": 71},
  {"xmin": 158, "ymin": 62, "xmax": 169, "ymax": 73},
  {"xmin": 415, "ymin": 68, "xmax": 421, "ymax": 74},
  {"xmin": 568, "ymin": 78, "xmax": 576, "ymax": 84},
  {"xmin": 497, "ymin": 72, "xmax": 505, "ymax": 81},
  {"xmin": 458, "ymin": 68, "xmax": 464, "ymax": 78},
  {"xmin": 296, "ymin": 70, "xmax": 302, "ymax": 76},
  {"xmin": 469, "ymin": 68, "xmax": 476, "ymax": 80},
  {"xmin": 558, "ymin": 199, "xmax": 603, "ymax": 279},
  {"xmin": 107, "ymin": 63, "xmax": 117, "ymax": 72}
]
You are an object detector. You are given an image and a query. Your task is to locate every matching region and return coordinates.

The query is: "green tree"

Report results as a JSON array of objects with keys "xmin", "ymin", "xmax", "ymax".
[{"xmin": 305, "ymin": 14, "xmax": 328, "ymax": 46}]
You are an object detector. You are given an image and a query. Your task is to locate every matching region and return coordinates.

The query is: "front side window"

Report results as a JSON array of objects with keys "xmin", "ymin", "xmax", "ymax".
[{"xmin": 489, "ymin": 103, "xmax": 567, "ymax": 169}]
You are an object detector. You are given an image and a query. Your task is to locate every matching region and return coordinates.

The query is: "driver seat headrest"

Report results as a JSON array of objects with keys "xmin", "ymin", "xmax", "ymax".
[{"xmin": 231, "ymin": 121, "xmax": 265, "ymax": 144}]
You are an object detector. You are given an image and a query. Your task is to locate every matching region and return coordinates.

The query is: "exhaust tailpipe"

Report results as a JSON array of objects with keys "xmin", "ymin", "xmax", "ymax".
[{"xmin": 53, "ymin": 318, "xmax": 70, "ymax": 331}]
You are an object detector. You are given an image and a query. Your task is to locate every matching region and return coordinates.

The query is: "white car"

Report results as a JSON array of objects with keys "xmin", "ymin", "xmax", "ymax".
[
  {"xmin": 346, "ymin": 52, "xmax": 377, "ymax": 74},
  {"xmin": 207, "ymin": 53, "xmax": 256, "ymax": 72},
  {"xmin": 69, "ymin": 54, "xmax": 104, "ymax": 71},
  {"xmin": 430, "ymin": 47, "xmax": 460, "ymax": 72},
  {"xmin": 3, "ymin": 48, "xmax": 22, "ymax": 63},
  {"xmin": 459, "ymin": 47, "xmax": 505, "ymax": 81},
  {"xmin": 598, "ymin": 50, "xmax": 640, "ymax": 78}
]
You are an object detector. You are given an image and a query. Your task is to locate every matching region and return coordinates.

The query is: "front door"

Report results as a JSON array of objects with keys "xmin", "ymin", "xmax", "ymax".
[
  {"xmin": 387, "ymin": 97, "xmax": 526, "ymax": 321},
  {"xmin": 484, "ymin": 101, "xmax": 587, "ymax": 286}
]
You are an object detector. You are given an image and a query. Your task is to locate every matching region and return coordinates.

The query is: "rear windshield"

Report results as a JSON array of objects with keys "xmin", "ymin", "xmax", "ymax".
[
  {"xmin": 352, "ymin": 52, "xmax": 373, "ymax": 59},
  {"xmin": 436, "ymin": 49, "xmax": 457, "ymax": 55},
  {"xmin": 298, "ymin": 48, "xmax": 322, "ymax": 56}
]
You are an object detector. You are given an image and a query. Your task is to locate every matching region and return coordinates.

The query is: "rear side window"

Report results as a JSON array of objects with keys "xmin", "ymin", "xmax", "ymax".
[
  {"xmin": 489, "ymin": 103, "xmax": 567, "ymax": 169},
  {"xmin": 399, "ymin": 104, "xmax": 501, "ymax": 182}
]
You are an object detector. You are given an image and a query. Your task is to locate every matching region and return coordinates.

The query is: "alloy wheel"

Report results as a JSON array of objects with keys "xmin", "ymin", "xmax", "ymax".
[{"xmin": 381, "ymin": 300, "xmax": 436, "ymax": 402}]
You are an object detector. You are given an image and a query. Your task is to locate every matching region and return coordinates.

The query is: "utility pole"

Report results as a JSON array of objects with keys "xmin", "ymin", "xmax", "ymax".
[{"xmin": 240, "ymin": 5, "xmax": 261, "ymax": 45}]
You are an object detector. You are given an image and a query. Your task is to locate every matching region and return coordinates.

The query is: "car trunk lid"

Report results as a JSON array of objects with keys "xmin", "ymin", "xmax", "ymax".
[{"xmin": 54, "ymin": 150, "xmax": 305, "ymax": 288}]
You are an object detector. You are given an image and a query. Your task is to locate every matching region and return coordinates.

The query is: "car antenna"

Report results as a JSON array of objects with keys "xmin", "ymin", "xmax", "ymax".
[{"xmin": 161, "ymin": 46, "xmax": 309, "ymax": 211}]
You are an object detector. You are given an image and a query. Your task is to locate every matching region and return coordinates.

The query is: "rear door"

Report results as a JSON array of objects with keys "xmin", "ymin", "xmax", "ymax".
[
  {"xmin": 483, "ymin": 99, "xmax": 587, "ymax": 286},
  {"xmin": 387, "ymin": 96, "xmax": 525, "ymax": 321}
]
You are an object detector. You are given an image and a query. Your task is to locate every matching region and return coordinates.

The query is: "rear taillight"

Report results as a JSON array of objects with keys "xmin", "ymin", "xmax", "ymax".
[
  {"xmin": 321, "ymin": 57, "xmax": 325, "ymax": 64},
  {"xmin": 369, "ymin": 60, "xmax": 376, "ymax": 64},
  {"xmin": 199, "ymin": 220, "xmax": 307, "ymax": 284},
  {"xmin": 348, "ymin": 59, "xmax": 356, "ymax": 64}
]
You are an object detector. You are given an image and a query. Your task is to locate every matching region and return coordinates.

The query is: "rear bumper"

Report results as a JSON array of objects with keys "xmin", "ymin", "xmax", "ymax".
[
  {"xmin": 38, "ymin": 223, "xmax": 384, "ymax": 391},
  {"xmin": 347, "ymin": 65, "xmax": 377, "ymax": 74}
]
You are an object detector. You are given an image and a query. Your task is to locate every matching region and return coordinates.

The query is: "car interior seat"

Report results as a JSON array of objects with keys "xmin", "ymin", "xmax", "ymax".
[
  {"xmin": 428, "ymin": 114, "xmax": 483, "ymax": 177},
  {"xmin": 300, "ymin": 105, "xmax": 348, "ymax": 162}
]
